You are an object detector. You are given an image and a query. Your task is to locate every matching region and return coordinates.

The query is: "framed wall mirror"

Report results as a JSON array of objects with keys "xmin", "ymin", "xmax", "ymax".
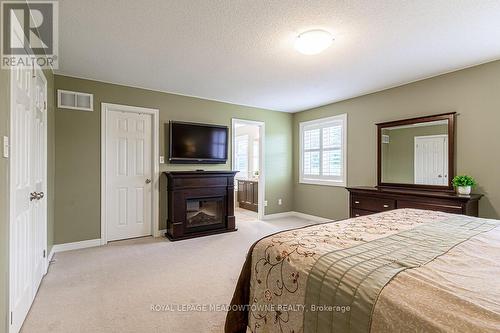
[{"xmin": 377, "ymin": 112, "xmax": 456, "ymax": 191}]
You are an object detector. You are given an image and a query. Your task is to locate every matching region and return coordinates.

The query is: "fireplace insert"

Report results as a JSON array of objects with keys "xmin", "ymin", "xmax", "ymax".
[{"xmin": 186, "ymin": 197, "xmax": 224, "ymax": 230}]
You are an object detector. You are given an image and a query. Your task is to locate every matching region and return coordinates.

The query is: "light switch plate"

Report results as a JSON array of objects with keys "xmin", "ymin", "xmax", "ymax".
[
  {"xmin": 159, "ymin": 156, "xmax": 165, "ymax": 164},
  {"xmin": 3, "ymin": 136, "xmax": 9, "ymax": 158}
]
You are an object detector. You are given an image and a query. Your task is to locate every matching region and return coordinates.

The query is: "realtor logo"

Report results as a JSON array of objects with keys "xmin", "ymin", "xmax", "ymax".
[{"xmin": 1, "ymin": 0, "xmax": 58, "ymax": 69}]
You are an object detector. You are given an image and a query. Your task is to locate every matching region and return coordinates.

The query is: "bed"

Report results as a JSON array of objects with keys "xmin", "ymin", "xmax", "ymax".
[{"xmin": 225, "ymin": 209, "xmax": 500, "ymax": 333}]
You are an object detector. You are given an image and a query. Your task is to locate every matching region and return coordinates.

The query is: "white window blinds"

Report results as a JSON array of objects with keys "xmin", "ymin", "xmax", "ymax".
[{"xmin": 299, "ymin": 114, "xmax": 347, "ymax": 186}]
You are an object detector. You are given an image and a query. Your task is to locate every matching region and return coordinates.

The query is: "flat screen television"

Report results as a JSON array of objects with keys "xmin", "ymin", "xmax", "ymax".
[{"xmin": 169, "ymin": 121, "xmax": 228, "ymax": 164}]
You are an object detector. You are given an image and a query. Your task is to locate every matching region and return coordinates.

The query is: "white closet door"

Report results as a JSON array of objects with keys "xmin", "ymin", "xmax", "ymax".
[
  {"xmin": 106, "ymin": 109, "xmax": 152, "ymax": 241},
  {"xmin": 10, "ymin": 59, "xmax": 34, "ymax": 333},
  {"xmin": 9, "ymin": 63, "xmax": 48, "ymax": 333},
  {"xmin": 414, "ymin": 135, "xmax": 448, "ymax": 185},
  {"xmin": 31, "ymin": 69, "xmax": 48, "ymax": 292}
]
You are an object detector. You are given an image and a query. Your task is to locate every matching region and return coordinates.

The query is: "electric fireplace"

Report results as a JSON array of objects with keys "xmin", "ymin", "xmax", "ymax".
[{"xmin": 162, "ymin": 171, "xmax": 238, "ymax": 240}]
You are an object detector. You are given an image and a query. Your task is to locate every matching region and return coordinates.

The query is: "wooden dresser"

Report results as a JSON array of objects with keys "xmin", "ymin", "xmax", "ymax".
[
  {"xmin": 347, "ymin": 186, "xmax": 482, "ymax": 218},
  {"xmin": 352, "ymin": 113, "xmax": 484, "ymax": 218}
]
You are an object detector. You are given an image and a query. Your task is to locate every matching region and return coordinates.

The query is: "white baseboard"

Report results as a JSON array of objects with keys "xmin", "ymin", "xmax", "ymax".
[
  {"xmin": 263, "ymin": 211, "xmax": 331, "ymax": 223},
  {"xmin": 48, "ymin": 247, "xmax": 55, "ymax": 262},
  {"xmin": 54, "ymin": 230, "xmax": 165, "ymax": 252},
  {"xmin": 45, "ymin": 247, "xmax": 56, "ymax": 274},
  {"xmin": 52, "ymin": 238, "xmax": 102, "ymax": 253},
  {"xmin": 262, "ymin": 211, "xmax": 295, "ymax": 220},
  {"xmin": 292, "ymin": 211, "xmax": 332, "ymax": 222}
]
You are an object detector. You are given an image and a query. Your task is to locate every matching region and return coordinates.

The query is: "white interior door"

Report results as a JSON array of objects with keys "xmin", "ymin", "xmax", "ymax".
[
  {"xmin": 9, "ymin": 62, "xmax": 48, "ymax": 333},
  {"xmin": 106, "ymin": 109, "xmax": 153, "ymax": 241},
  {"xmin": 32, "ymin": 69, "xmax": 48, "ymax": 288},
  {"xmin": 414, "ymin": 135, "xmax": 448, "ymax": 185}
]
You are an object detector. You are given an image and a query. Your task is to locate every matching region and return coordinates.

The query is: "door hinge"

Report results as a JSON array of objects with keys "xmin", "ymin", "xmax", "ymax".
[
  {"xmin": 10, "ymin": 311, "xmax": 13, "ymax": 325},
  {"xmin": 43, "ymin": 250, "xmax": 46, "ymax": 258},
  {"xmin": 44, "ymin": 101, "xmax": 47, "ymax": 110}
]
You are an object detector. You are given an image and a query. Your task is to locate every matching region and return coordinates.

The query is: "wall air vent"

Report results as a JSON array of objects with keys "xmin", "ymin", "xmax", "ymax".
[{"xmin": 57, "ymin": 89, "xmax": 93, "ymax": 111}]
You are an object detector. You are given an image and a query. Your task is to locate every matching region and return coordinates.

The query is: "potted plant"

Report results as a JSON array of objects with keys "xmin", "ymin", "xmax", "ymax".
[{"xmin": 452, "ymin": 175, "xmax": 476, "ymax": 195}]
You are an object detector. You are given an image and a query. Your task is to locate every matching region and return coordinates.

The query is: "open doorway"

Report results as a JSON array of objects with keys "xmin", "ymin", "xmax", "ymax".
[{"xmin": 232, "ymin": 119, "xmax": 265, "ymax": 221}]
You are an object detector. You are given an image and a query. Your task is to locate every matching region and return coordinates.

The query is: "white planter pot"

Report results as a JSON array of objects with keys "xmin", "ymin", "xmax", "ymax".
[{"xmin": 456, "ymin": 186, "xmax": 471, "ymax": 195}]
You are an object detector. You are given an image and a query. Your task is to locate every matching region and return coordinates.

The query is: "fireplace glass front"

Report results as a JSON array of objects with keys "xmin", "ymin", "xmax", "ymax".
[{"xmin": 186, "ymin": 197, "xmax": 224, "ymax": 228}]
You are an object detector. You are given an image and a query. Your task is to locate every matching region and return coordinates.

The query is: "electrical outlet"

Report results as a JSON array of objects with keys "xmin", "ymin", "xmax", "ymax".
[
  {"xmin": 278, "ymin": 199, "xmax": 282, "ymax": 205},
  {"xmin": 264, "ymin": 200, "xmax": 268, "ymax": 207},
  {"xmin": 159, "ymin": 155, "xmax": 165, "ymax": 164},
  {"xmin": 3, "ymin": 136, "xmax": 9, "ymax": 158}
]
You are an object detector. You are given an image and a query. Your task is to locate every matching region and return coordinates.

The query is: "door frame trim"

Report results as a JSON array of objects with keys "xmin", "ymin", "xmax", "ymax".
[
  {"xmin": 101, "ymin": 103, "xmax": 160, "ymax": 245},
  {"xmin": 231, "ymin": 118, "xmax": 265, "ymax": 220}
]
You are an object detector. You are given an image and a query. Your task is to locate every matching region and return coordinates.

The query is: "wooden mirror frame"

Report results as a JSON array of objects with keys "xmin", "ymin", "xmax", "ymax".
[{"xmin": 377, "ymin": 112, "xmax": 456, "ymax": 192}]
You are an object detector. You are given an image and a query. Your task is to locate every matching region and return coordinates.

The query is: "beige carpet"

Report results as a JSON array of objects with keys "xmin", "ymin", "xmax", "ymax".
[{"xmin": 21, "ymin": 212, "xmax": 319, "ymax": 333}]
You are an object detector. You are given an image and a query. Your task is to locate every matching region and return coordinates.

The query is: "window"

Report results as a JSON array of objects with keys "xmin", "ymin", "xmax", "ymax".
[
  {"xmin": 299, "ymin": 114, "xmax": 347, "ymax": 186},
  {"xmin": 235, "ymin": 135, "xmax": 249, "ymax": 178}
]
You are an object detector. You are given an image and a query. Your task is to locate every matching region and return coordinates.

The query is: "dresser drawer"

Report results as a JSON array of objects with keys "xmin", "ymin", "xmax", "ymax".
[
  {"xmin": 351, "ymin": 208, "xmax": 374, "ymax": 218},
  {"xmin": 347, "ymin": 187, "xmax": 481, "ymax": 217},
  {"xmin": 351, "ymin": 196, "xmax": 396, "ymax": 212},
  {"xmin": 397, "ymin": 200, "xmax": 463, "ymax": 214}
]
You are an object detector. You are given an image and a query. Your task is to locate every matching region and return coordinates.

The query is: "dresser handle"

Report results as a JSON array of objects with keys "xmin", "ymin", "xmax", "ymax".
[
  {"xmin": 354, "ymin": 201, "xmax": 360, "ymax": 204},
  {"xmin": 355, "ymin": 214, "xmax": 360, "ymax": 217},
  {"xmin": 383, "ymin": 204, "xmax": 389, "ymax": 208}
]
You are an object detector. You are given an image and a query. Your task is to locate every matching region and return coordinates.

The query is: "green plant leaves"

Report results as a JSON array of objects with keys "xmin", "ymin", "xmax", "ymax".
[{"xmin": 452, "ymin": 175, "xmax": 477, "ymax": 187}]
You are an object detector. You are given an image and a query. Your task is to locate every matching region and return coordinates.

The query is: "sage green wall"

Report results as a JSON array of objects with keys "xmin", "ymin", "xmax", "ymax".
[
  {"xmin": 0, "ymin": 67, "xmax": 54, "ymax": 333},
  {"xmin": 1, "ymin": 66, "xmax": 11, "ymax": 333},
  {"xmin": 382, "ymin": 125, "xmax": 447, "ymax": 183},
  {"xmin": 293, "ymin": 60, "xmax": 500, "ymax": 220},
  {"xmin": 54, "ymin": 75, "xmax": 293, "ymax": 244}
]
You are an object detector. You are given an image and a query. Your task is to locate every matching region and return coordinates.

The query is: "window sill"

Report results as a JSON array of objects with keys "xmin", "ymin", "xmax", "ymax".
[{"xmin": 299, "ymin": 179, "xmax": 346, "ymax": 187}]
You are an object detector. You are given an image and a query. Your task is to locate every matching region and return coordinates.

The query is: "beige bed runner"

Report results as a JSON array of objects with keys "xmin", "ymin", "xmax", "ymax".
[{"xmin": 303, "ymin": 215, "xmax": 499, "ymax": 333}]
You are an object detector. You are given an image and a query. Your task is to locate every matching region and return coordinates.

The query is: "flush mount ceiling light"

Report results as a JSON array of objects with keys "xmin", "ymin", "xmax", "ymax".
[{"xmin": 294, "ymin": 29, "xmax": 334, "ymax": 55}]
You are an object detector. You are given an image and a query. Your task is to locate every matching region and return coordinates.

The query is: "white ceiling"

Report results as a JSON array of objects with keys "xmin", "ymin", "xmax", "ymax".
[{"xmin": 56, "ymin": 0, "xmax": 500, "ymax": 112}]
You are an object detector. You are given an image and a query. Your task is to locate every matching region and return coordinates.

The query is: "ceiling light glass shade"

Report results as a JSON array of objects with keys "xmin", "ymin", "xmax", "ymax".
[{"xmin": 294, "ymin": 30, "xmax": 333, "ymax": 55}]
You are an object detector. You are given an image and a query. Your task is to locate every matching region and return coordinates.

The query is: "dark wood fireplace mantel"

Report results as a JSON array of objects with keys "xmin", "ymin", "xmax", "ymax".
[{"xmin": 162, "ymin": 171, "xmax": 238, "ymax": 241}]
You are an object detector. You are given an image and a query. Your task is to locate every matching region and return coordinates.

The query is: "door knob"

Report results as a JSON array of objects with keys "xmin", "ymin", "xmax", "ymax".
[
  {"xmin": 145, "ymin": 179, "xmax": 152, "ymax": 184},
  {"xmin": 438, "ymin": 175, "xmax": 443, "ymax": 178},
  {"xmin": 37, "ymin": 192, "xmax": 45, "ymax": 200},
  {"xmin": 30, "ymin": 192, "xmax": 38, "ymax": 201}
]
